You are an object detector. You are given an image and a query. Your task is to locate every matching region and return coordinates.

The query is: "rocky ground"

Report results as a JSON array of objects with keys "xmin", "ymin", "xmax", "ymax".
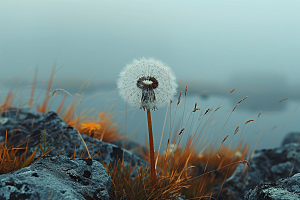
[
  {"xmin": 218, "ymin": 132, "xmax": 300, "ymax": 199},
  {"xmin": 0, "ymin": 108, "xmax": 147, "ymax": 200},
  {"xmin": 0, "ymin": 108, "xmax": 300, "ymax": 199}
]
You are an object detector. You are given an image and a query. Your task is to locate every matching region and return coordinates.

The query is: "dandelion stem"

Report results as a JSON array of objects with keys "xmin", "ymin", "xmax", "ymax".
[{"xmin": 146, "ymin": 109, "xmax": 157, "ymax": 188}]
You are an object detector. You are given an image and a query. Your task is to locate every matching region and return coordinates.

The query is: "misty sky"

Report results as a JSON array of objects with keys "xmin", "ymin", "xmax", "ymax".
[
  {"xmin": 0, "ymin": 0, "xmax": 300, "ymax": 85},
  {"xmin": 1, "ymin": 1, "xmax": 300, "ymax": 150}
]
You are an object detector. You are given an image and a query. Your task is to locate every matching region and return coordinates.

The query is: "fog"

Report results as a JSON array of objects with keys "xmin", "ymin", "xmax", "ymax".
[{"xmin": 1, "ymin": 0, "xmax": 300, "ymax": 151}]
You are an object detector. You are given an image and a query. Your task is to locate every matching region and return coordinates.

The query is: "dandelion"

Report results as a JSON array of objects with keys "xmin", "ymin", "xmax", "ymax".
[
  {"xmin": 117, "ymin": 57, "xmax": 177, "ymax": 188},
  {"xmin": 117, "ymin": 57, "xmax": 177, "ymax": 110}
]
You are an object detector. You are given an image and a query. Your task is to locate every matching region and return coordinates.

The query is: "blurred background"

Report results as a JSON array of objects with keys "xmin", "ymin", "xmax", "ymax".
[{"xmin": 0, "ymin": 0, "xmax": 299, "ymax": 151}]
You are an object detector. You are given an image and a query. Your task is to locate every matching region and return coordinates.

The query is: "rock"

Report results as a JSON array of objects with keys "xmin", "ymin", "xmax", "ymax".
[
  {"xmin": 216, "ymin": 143, "xmax": 300, "ymax": 199},
  {"xmin": 244, "ymin": 173, "xmax": 300, "ymax": 200},
  {"xmin": 0, "ymin": 155, "xmax": 111, "ymax": 200},
  {"xmin": 0, "ymin": 108, "xmax": 149, "ymax": 199},
  {"xmin": 111, "ymin": 139, "xmax": 147, "ymax": 159},
  {"xmin": 0, "ymin": 108, "xmax": 148, "ymax": 168},
  {"xmin": 282, "ymin": 132, "xmax": 300, "ymax": 146}
]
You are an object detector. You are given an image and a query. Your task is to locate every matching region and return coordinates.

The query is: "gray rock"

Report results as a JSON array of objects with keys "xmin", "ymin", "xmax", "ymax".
[
  {"xmin": 244, "ymin": 173, "xmax": 300, "ymax": 200},
  {"xmin": 216, "ymin": 143, "xmax": 300, "ymax": 199},
  {"xmin": 282, "ymin": 132, "xmax": 300, "ymax": 146},
  {"xmin": 111, "ymin": 139, "xmax": 147, "ymax": 159},
  {"xmin": 0, "ymin": 108, "xmax": 148, "ymax": 168},
  {"xmin": 0, "ymin": 108, "xmax": 149, "ymax": 199},
  {"xmin": 0, "ymin": 155, "xmax": 111, "ymax": 200}
]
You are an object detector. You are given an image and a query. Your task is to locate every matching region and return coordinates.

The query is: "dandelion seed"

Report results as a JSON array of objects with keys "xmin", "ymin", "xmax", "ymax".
[{"xmin": 117, "ymin": 58, "xmax": 177, "ymax": 110}]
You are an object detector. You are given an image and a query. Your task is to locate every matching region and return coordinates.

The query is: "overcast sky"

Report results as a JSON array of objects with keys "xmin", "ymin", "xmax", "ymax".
[
  {"xmin": 1, "ymin": 0, "xmax": 300, "ymax": 151},
  {"xmin": 0, "ymin": 0, "xmax": 300, "ymax": 85}
]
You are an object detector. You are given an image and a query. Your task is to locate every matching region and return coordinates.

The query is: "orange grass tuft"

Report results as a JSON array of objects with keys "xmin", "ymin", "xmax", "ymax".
[
  {"xmin": 0, "ymin": 131, "xmax": 39, "ymax": 175},
  {"xmin": 138, "ymin": 136, "xmax": 249, "ymax": 198},
  {"xmin": 60, "ymin": 103, "xmax": 122, "ymax": 143},
  {"xmin": 76, "ymin": 112, "xmax": 121, "ymax": 143},
  {"xmin": 81, "ymin": 122, "xmax": 102, "ymax": 135},
  {"xmin": 30, "ymin": 67, "xmax": 123, "ymax": 144},
  {"xmin": 103, "ymin": 158, "xmax": 187, "ymax": 200}
]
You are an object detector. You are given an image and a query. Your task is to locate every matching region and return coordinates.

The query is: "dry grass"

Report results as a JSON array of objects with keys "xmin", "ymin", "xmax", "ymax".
[
  {"xmin": 0, "ymin": 91, "xmax": 15, "ymax": 113},
  {"xmin": 0, "ymin": 66, "xmax": 121, "ymax": 173},
  {"xmin": 103, "ymin": 159, "xmax": 187, "ymax": 200},
  {"xmin": 128, "ymin": 89, "xmax": 253, "ymax": 199},
  {"xmin": 33, "ymin": 65, "xmax": 122, "ymax": 143},
  {"xmin": 0, "ymin": 126, "xmax": 51, "ymax": 175},
  {"xmin": 0, "ymin": 131, "xmax": 36, "ymax": 174}
]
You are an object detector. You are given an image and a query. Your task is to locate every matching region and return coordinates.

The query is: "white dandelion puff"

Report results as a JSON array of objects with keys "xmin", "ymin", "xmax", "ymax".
[{"xmin": 117, "ymin": 57, "xmax": 177, "ymax": 110}]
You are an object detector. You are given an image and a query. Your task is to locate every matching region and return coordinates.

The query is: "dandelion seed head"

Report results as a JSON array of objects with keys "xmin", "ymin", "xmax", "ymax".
[{"xmin": 117, "ymin": 57, "xmax": 177, "ymax": 110}]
